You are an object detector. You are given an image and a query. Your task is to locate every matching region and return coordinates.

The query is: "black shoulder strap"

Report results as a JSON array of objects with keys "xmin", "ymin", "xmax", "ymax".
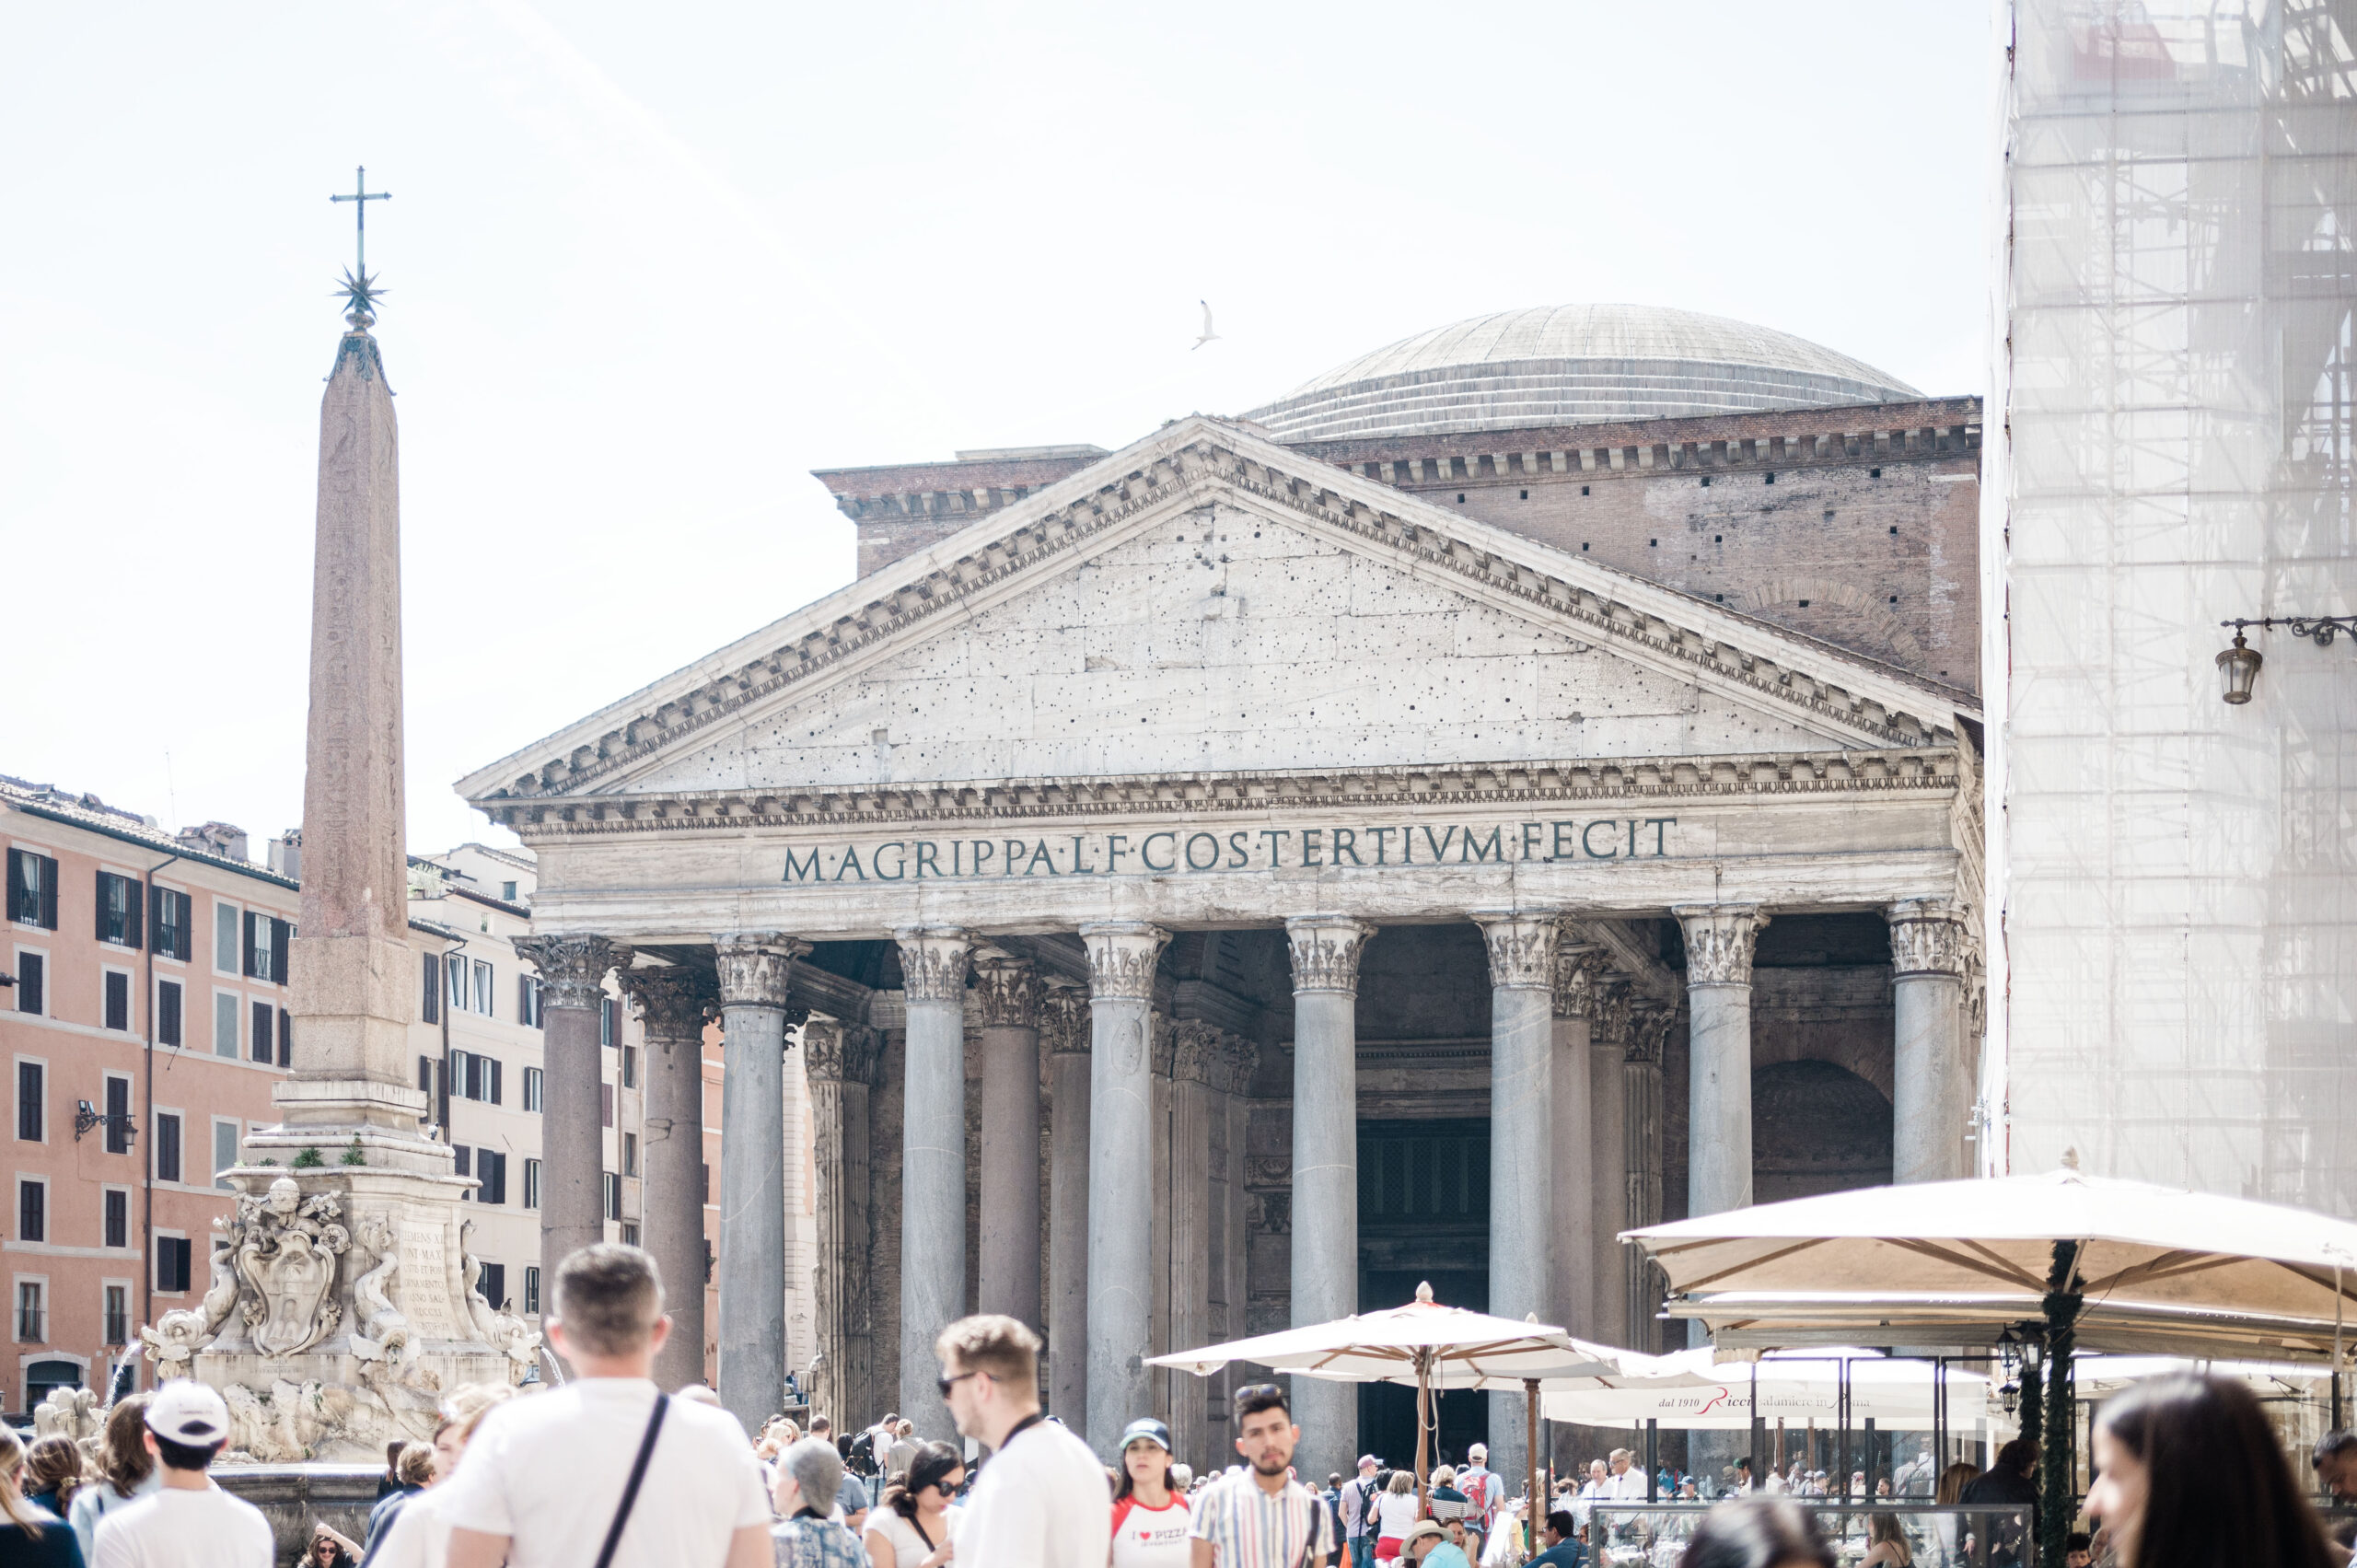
[{"xmin": 592, "ymin": 1393, "xmax": 670, "ymax": 1568}]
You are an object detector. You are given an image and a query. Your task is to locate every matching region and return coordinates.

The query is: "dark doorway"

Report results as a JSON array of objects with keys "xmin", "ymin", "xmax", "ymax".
[{"xmin": 1357, "ymin": 1119, "xmax": 1492, "ymax": 1469}]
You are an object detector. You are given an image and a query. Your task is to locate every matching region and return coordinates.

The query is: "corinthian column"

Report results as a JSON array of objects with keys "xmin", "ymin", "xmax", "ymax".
[
  {"xmin": 615, "ymin": 960, "xmax": 716, "ymax": 1390},
  {"xmin": 1285, "ymin": 914, "xmax": 1373, "ymax": 1481},
  {"xmin": 806, "ymin": 1018, "xmax": 881, "ymax": 1434},
  {"xmin": 1676, "ymin": 906, "xmax": 1767, "ymax": 1221},
  {"xmin": 1623, "ymin": 1001, "xmax": 1673, "ymax": 1352},
  {"xmin": 1588, "ymin": 979, "xmax": 1631, "ymax": 1345},
  {"xmin": 895, "ymin": 927, "xmax": 971, "ymax": 1442},
  {"xmin": 512, "ymin": 935, "xmax": 618, "ymax": 1289},
  {"xmin": 1082, "ymin": 921, "xmax": 1168, "ymax": 1459},
  {"xmin": 1474, "ymin": 911, "xmax": 1557, "ymax": 1491},
  {"xmin": 1043, "ymin": 985, "xmax": 1092, "ymax": 1433},
  {"xmin": 1550, "ymin": 938, "xmax": 1602, "ymax": 1343},
  {"xmin": 1169, "ymin": 1023, "xmax": 1223, "ymax": 1467},
  {"xmin": 1889, "ymin": 901, "xmax": 1970, "ymax": 1185},
  {"xmin": 712, "ymin": 932, "xmax": 807, "ymax": 1434},
  {"xmin": 973, "ymin": 958, "xmax": 1044, "ymax": 1328}
]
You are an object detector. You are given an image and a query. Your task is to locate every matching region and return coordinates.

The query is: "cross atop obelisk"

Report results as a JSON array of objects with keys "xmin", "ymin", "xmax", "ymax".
[{"xmin": 331, "ymin": 165, "xmax": 391, "ymax": 330}]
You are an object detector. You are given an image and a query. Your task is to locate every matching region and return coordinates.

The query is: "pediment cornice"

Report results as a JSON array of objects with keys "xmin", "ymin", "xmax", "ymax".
[
  {"xmin": 459, "ymin": 417, "xmax": 1980, "ymax": 808},
  {"xmin": 485, "ymin": 745, "xmax": 1963, "ymax": 838}
]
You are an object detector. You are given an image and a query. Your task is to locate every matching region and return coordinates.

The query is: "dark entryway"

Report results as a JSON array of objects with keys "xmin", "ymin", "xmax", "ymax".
[{"xmin": 1357, "ymin": 1119, "xmax": 1492, "ymax": 1469}]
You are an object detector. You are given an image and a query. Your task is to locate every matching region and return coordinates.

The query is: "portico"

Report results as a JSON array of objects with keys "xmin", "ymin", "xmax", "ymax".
[{"xmin": 460, "ymin": 413, "xmax": 1983, "ymax": 1478}]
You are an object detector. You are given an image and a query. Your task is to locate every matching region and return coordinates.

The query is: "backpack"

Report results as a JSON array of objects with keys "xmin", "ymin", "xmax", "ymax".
[{"xmin": 1459, "ymin": 1469, "xmax": 1494, "ymax": 1522}]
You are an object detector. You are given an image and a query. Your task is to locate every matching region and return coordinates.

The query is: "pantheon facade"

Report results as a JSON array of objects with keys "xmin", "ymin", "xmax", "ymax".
[{"xmin": 461, "ymin": 306, "xmax": 1987, "ymax": 1481}]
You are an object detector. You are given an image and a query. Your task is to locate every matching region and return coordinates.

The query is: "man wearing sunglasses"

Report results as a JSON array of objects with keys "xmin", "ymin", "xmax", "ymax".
[
  {"xmin": 1189, "ymin": 1384, "xmax": 1336, "ymax": 1568},
  {"xmin": 935, "ymin": 1313, "xmax": 1111, "ymax": 1567}
]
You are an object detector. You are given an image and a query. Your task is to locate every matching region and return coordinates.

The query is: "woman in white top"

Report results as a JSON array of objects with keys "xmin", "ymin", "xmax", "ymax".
[
  {"xmin": 1374, "ymin": 1469, "xmax": 1421, "ymax": 1561},
  {"xmin": 1108, "ymin": 1417, "xmax": 1189, "ymax": 1568},
  {"xmin": 865, "ymin": 1440, "xmax": 964, "ymax": 1568},
  {"xmin": 362, "ymin": 1382, "xmax": 519, "ymax": 1568}
]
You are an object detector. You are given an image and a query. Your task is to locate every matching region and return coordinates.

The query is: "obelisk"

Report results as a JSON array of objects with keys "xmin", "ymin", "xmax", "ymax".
[
  {"xmin": 141, "ymin": 232, "xmax": 539, "ymax": 1460},
  {"xmin": 275, "ymin": 284, "xmax": 426, "ymax": 1141}
]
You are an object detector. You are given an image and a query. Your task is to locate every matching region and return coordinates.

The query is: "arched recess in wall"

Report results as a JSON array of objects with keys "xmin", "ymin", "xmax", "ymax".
[
  {"xmin": 1743, "ymin": 577, "xmax": 1926, "ymax": 668},
  {"xmin": 1752, "ymin": 1059, "xmax": 1892, "ymax": 1204}
]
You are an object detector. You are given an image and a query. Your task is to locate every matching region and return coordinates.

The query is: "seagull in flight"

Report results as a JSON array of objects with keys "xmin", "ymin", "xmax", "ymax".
[{"xmin": 1193, "ymin": 299, "xmax": 1221, "ymax": 351}]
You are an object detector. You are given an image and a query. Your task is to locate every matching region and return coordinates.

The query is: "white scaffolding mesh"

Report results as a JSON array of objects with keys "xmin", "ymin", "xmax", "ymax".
[{"xmin": 2002, "ymin": 0, "xmax": 2357, "ymax": 1205}]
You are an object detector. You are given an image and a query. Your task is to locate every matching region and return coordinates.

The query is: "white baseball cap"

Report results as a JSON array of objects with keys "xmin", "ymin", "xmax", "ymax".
[{"xmin": 145, "ymin": 1380, "xmax": 230, "ymax": 1446}]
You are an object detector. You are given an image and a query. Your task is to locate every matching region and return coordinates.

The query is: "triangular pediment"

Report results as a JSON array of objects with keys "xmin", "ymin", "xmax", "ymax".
[{"xmin": 459, "ymin": 418, "xmax": 1978, "ymax": 809}]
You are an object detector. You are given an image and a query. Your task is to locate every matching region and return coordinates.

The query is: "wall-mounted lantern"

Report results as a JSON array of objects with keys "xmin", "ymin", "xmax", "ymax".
[{"xmin": 2217, "ymin": 616, "xmax": 2357, "ymax": 705}]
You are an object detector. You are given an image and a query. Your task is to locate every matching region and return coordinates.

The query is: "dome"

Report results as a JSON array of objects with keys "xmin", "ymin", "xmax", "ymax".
[{"xmin": 1243, "ymin": 304, "xmax": 1922, "ymax": 443}]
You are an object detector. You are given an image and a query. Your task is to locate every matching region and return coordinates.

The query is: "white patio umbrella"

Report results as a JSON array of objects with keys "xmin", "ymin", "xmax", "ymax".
[
  {"xmin": 1148, "ymin": 1282, "xmax": 1655, "ymax": 1538},
  {"xmin": 1623, "ymin": 1163, "xmax": 2357, "ymax": 1358},
  {"xmin": 1541, "ymin": 1349, "xmax": 1990, "ymax": 1432},
  {"xmin": 1623, "ymin": 1160, "xmax": 2357, "ymax": 1566}
]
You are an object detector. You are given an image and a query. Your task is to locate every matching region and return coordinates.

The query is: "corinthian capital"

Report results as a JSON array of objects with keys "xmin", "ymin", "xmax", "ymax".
[
  {"xmin": 971, "ymin": 958, "xmax": 1042, "ymax": 1028},
  {"xmin": 1041, "ymin": 985, "xmax": 1090, "ymax": 1055},
  {"xmin": 1285, "ymin": 915, "xmax": 1376, "ymax": 996},
  {"xmin": 1675, "ymin": 906, "xmax": 1768, "ymax": 988},
  {"xmin": 894, "ymin": 927, "xmax": 971, "ymax": 1005},
  {"xmin": 1590, "ymin": 978, "xmax": 1632, "ymax": 1049},
  {"xmin": 1888, "ymin": 900, "xmax": 1968, "ymax": 979},
  {"xmin": 1080, "ymin": 922, "xmax": 1168, "ymax": 1004},
  {"xmin": 1173, "ymin": 1020, "xmax": 1226, "ymax": 1084},
  {"xmin": 1473, "ymin": 911, "xmax": 1559, "ymax": 990},
  {"xmin": 614, "ymin": 962, "xmax": 716, "ymax": 1044},
  {"xmin": 514, "ymin": 934, "xmax": 618, "ymax": 1011},
  {"xmin": 712, "ymin": 932, "xmax": 808, "ymax": 1009},
  {"xmin": 1626, "ymin": 1000, "xmax": 1677, "ymax": 1064},
  {"xmin": 803, "ymin": 1018, "xmax": 885, "ymax": 1084},
  {"xmin": 1550, "ymin": 941, "xmax": 1608, "ymax": 1020}
]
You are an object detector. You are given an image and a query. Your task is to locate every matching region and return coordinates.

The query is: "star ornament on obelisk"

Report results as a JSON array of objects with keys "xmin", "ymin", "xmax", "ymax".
[
  {"xmin": 331, "ymin": 165, "xmax": 390, "ymax": 330},
  {"xmin": 147, "ymin": 169, "xmax": 541, "ymax": 1449}
]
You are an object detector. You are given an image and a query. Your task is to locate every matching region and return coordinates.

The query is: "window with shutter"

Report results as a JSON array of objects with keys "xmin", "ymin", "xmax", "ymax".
[
  {"xmin": 271, "ymin": 920, "xmax": 290, "ymax": 984},
  {"xmin": 95, "ymin": 874, "xmax": 141, "ymax": 948},
  {"xmin": 522, "ymin": 1067, "xmax": 542, "ymax": 1112},
  {"xmin": 157, "ymin": 981, "xmax": 181, "ymax": 1047},
  {"xmin": 601, "ymin": 996, "xmax": 617, "ymax": 1046},
  {"xmin": 250, "ymin": 1000, "xmax": 273, "ymax": 1063},
  {"xmin": 622, "ymin": 1046, "xmax": 637, "ymax": 1089},
  {"xmin": 103, "ymin": 1078, "xmax": 130, "ymax": 1156},
  {"xmin": 15, "ymin": 1063, "xmax": 39, "ymax": 1144},
  {"xmin": 151, "ymin": 889, "xmax": 192, "ymax": 960},
  {"xmin": 14, "ymin": 955, "xmax": 41, "ymax": 1016},
  {"xmin": 244, "ymin": 912, "xmax": 261, "ymax": 978},
  {"xmin": 103, "ymin": 972, "xmax": 130, "ymax": 1031},
  {"xmin": 600, "ymin": 1084, "xmax": 613, "ymax": 1128},
  {"xmin": 473, "ymin": 960, "xmax": 493, "ymax": 1017},
  {"xmin": 155, "ymin": 1113, "xmax": 180, "ymax": 1183},
  {"xmin": 487, "ymin": 1059, "xmax": 502, "ymax": 1106},
  {"xmin": 517, "ymin": 973, "xmax": 530, "ymax": 1027},
  {"xmin": 447, "ymin": 954, "xmax": 466, "ymax": 1015},
  {"xmin": 103, "ymin": 1190, "xmax": 128, "ymax": 1249},
  {"xmin": 482, "ymin": 1151, "xmax": 506, "ymax": 1205},
  {"xmin": 524, "ymin": 1159, "xmax": 541, "ymax": 1209},
  {"xmin": 278, "ymin": 1009, "xmax": 291, "ymax": 1066},
  {"xmin": 19, "ymin": 1180, "xmax": 45, "ymax": 1244},
  {"xmin": 479, "ymin": 1260, "xmax": 505, "ymax": 1308},
  {"xmin": 524, "ymin": 1266, "xmax": 540, "ymax": 1315},
  {"xmin": 421, "ymin": 953, "xmax": 440, "ymax": 1024},
  {"xmin": 156, "ymin": 1237, "xmax": 191, "ymax": 1294}
]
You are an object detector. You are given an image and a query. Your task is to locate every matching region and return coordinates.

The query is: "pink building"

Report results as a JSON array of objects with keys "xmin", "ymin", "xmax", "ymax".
[{"xmin": 0, "ymin": 778, "xmax": 311, "ymax": 1411}]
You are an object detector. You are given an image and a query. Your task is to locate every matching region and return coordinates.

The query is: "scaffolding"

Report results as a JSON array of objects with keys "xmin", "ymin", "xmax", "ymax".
[{"xmin": 2003, "ymin": 0, "xmax": 2357, "ymax": 1207}]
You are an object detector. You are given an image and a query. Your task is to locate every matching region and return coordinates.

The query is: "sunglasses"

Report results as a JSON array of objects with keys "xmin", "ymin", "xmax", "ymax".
[{"xmin": 937, "ymin": 1369, "xmax": 981, "ymax": 1400}]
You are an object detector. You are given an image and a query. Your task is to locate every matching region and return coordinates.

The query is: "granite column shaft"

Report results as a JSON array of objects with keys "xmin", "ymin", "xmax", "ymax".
[
  {"xmin": 616, "ymin": 961, "xmax": 716, "ymax": 1391},
  {"xmin": 1677, "ymin": 906, "xmax": 1765, "ymax": 1224},
  {"xmin": 1476, "ymin": 912, "xmax": 1557, "ymax": 1492},
  {"xmin": 1045, "ymin": 988, "xmax": 1092, "ymax": 1433},
  {"xmin": 1083, "ymin": 922, "xmax": 1168, "ymax": 1459},
  {"xmin": 1286, "ymin": 915, "xmax": 1374, "ymax": 1482},
  {"xmin": 974, "ymin": 958, "xmax": 1044, "ymax": 1330},
  {"xmin": 713, "ymin": 933, "xmax": 806, "ymax": 1434},
  {"xmin": 1890, "ymin": 901, "xmax": 1971, "ymax": 1185},
  {"xmin": 896, "ymin": 928, "xmax": 972, "ymax": 1443},
  {"xmin": 513, "ymin": 935, "xmax": 617, "ymax": 1295}
]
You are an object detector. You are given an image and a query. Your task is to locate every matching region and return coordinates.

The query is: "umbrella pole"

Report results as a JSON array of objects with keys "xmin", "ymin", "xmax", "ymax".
[
  {"xmin": 1415, "ymin": 1351, "xmax": 1430, "ymax": 1516},
  {"xmin": 2038, "ymin": 1239, "xmax": 2084, "ymax": 1568},
  {"xmin": 1525, "ymin": 1376, "xmax": 1540, "ymax": 1558}
]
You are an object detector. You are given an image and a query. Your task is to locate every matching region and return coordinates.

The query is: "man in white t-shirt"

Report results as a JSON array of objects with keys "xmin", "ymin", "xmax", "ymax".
[
  {"xmin": 445, "ymin": 1243, "xmax": 772, "ymax": 1568},
  {"xmin": 936, "ymin": 1312, "xmax": 1110, "ymax": 1568},
  {"xmin": 91, "ymin": 1379, "xmax": 273, "ymax": 1568}
]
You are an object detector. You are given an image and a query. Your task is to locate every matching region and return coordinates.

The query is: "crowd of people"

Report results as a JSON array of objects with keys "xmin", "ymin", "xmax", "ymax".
[{"xmin": 0, "ymin": 1242, "xmax": 2342, "ymax": 1566}]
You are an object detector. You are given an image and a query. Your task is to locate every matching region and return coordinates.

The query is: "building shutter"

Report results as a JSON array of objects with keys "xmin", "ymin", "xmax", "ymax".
[
  {"xmin": 126, "ymin": 878, "xmax": 143, "ymax": 950},
  {"xmin": 487, "ymin": 1059, "xmax": 502, "ymax": 1106},
  {"xmin": 251, "ymin": 1001, "xmax": 273, "ymax": 1063},
  {"xmin": 601, "ymin": 1084, "xmax": 613, "ymax": 1128},
  {"xmin": 278, "ymin": 1009, "xmax": 291, "ymax": 1066},
  {"xmin": 421, "ymin": 953, "xmax": 440, "ymax": 1025},
  {"xmin": 271, "ymin": 920, "xmax": 290, "ymax": 983},
  {"xmin": 94, "ymin": 873, "xmax": 108, "ymax": 941},
  {"xmin": 36, "ymin": 857, "xmax": 55, "ymax": 932},
  {"xmin": 243, "ymin": 912, "xmax": 261, "ymax": 978},
  {"xmin": 453, "ymin": 1145, "xmax": 471, "ymax": 1179}
]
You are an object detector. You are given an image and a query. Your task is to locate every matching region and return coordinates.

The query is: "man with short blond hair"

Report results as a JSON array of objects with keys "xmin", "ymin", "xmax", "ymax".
[
  {"xmin": 936, "ymin": 1313, "xmax": 1110, "ymax": 1567},
  {"xmin": 444, "ymin": 1244, "xmax": 772, "ymax": 1568}
]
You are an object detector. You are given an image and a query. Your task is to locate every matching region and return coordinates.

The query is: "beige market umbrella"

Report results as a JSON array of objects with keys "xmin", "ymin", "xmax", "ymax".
[
  {"xmin": 1149, "ymin": 1282, "xmax": 1656, "ymax": 1544},
  {"xmin": 1624, "ymin": 1160, "xmax": 2357, "ymax": 1565}
]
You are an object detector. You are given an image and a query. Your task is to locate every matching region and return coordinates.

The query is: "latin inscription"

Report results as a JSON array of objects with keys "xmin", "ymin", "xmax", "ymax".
[
  {"xmin": 782, "ymin": 819, "xmax": 1677, "ymax": 883},
  {"xmin": 396, "ymin": 1219, "xmax": 459, "ymax": 1338}
]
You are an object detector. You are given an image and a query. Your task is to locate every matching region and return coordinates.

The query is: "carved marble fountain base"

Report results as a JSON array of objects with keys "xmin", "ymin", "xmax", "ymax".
[{"xmin": 142, "ymin": 1148, "xmax": 540, "ymax": 1464}]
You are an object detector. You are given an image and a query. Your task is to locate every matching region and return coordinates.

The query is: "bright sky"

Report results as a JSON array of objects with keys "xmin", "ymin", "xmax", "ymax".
[{"xmin": 3, "ymin": 3, "xmax": 1994, "ymax": 857}]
